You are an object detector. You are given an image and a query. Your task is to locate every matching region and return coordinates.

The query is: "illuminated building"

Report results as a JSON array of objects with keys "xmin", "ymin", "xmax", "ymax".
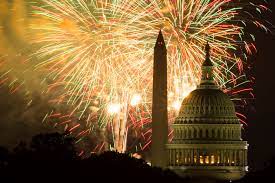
[{"xmin": 165, "ymin": 42, "xmax": 248, "ymax": 180}]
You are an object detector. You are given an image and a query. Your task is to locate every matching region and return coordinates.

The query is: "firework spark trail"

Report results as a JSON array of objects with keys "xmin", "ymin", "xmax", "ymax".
[{"xmin": 27, "ymin": 0, "xmax": 269, "ymax": 152}]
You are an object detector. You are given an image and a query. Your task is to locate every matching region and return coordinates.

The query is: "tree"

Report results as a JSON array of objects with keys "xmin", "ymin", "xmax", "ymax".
[
  {"xmin": 30, "ymin": 132, "xmax": 78, "ymax": 161},
  {"xmin": 0, "ymin": 146, "xmax": 9, "ymax": 168}
]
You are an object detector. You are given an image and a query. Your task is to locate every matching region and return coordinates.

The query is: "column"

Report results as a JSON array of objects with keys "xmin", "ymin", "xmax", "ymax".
[
  {"xmin": 215, "ymin": 150, "xmax": 218, "ymax": 165},
  {"xmin": 236, "ymin": 150, "xmax": 239, "ymax": 165},
  {"xmin": 221, "ymin": 150, "xmax": 224, "ymax": 165},
  {"xmin": 184, "ymin": 129, "xmax": 187, "ymax": 139},
  {"xmin": 226, "ymin": 150, "xmax": 229, "ymax": 166},
  {"xmin": 229, "ymin": 150, "xmax": 232, "ymax": 166},
  {"xmin": 184, "ymin": 149, "xmax": 187, "ymax": 165},
  {"xmin": 239, "ymin": 130, "xmax": 242, "ymax": 140},
  {"xmin": 170, "ymin": 149, "xmax": 173, "ymax": 166},
  {"xmin": 189, "ymin": 150, "xmax": 192, "ymax": 164},
  {"xmin": 242, "ymin": 150, "xmax": 245, "ymax": 166},
  {"xmin": 176, "ymin": 149, "xmax": 179, "ymax": 165},
  {"xmin": 172, "ymin": 149, "xmax": 175, "ymax": 166},
  {"xmin": 217, "ymin": 150, "xmax": 221, "ymax": 165},
  {"xmin": 196, "ymin": 149, "xmax": 200, "ymax": 165},
  {"xmin": 239, "ymin": 150, "xmax": 243, "ymax": 166},
  {"xmin": 180, "ymin": 149, "xmax": 183, "ymax": 165},
  {"xmin": 234, "ymin": 150, "xmax": 237, "ymax": 166},
  {"xmin": 186, "ymin": 150, "xmax": 190, "ymax": 165},
  {"xmin": 168, "ymin": 149, "xmax": 171, "ymax": 166},
  {"xmin": 194, "ymin": 149, "xmax": 197, "ymax": 165},
  {"xmin": 244, "ymin": 150, "xmax": 247, "ymax": 166},
  {"xmin": 191, "ymin": 149, "xmax": 194, "ymax": 165},
  {"xmin": 224, "ymin": 149, "xmax": 228, "ymax": 166}
]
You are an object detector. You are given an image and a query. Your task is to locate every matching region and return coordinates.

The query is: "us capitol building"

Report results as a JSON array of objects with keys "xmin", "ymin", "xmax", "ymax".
[{"xmin": 151, "ymin": 30, "xmax": 248, "ymax": 181}]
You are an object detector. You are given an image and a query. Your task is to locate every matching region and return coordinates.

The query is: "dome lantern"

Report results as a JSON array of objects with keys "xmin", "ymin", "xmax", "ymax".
[{"xmin": 199, "ymin": 42, "xmax": 217, "ymax": 89}]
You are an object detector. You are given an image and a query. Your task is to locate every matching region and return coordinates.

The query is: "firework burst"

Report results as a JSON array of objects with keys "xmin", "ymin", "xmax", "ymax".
[{"xmin": 27, "ymin": 0, "xmax": 269, "ymax": 152}]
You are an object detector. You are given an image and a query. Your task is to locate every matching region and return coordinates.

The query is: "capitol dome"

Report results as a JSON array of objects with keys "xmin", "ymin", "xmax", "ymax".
[
  {"xmin": 166, "ymin": 43, "xmax": 248, "ymax": 181},
  {"xmin": 175, "ymin": 89, "xmax": 239, "ymax": 124}
]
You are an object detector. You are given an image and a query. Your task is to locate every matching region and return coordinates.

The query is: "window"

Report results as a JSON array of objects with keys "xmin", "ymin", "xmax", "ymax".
[
  {"xmin": 200, "ymin": 156, "xmax": 204, "ymax": 164},
  {"xmin": 205, "ymin": 156, "xmax": 210, "ymax": 164},
  {"xmin": 217, "ymin": 130, "xmax": 221, "ymax": 138},
  {"xmin": 212, "ymin": 129, "xmax": 215, "ymax": 138},
  {"xmin": 206, "ymin": 129, "xmax": 209, "ymax": 138},
  {"xmin": 199, "ymin": 129, "xmax": 203, "ymax": 138},
  {"xmin": 217, "ymin": 154, "xmax": 220, "ymax": 164},
  {"xmin": 194, "ymin": 129, "xmax": 197, "ymax": 138},
  {"xmin": 211, "ymin": 155, "xmax": 215, "ymax": 164}
]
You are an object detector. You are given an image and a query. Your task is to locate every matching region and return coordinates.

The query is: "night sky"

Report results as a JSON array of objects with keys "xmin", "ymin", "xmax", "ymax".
[
  {"xmin": 248, "ymin": 0, "xmax": 275, "ymax": 170},
  {"xmin": 0, "ymin": 0, "xmax": 275, "ymax": 172}
]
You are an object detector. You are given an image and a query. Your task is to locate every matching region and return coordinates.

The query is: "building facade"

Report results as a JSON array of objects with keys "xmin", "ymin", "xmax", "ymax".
[{"xmin": 166, "ymin": 43, "xmax": 248, "ymax": 181}]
